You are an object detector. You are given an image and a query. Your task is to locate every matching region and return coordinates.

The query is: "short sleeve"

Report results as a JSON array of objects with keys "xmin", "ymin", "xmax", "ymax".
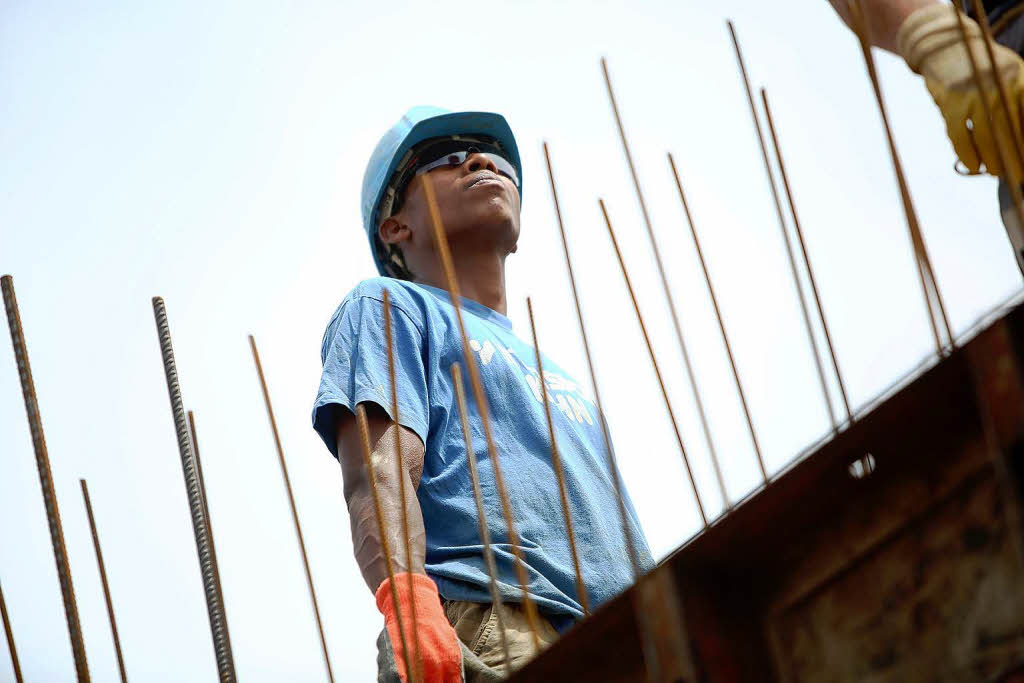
[{"xmin": 311, "ymin": 293, "xmax": 430, "ymax": 458}]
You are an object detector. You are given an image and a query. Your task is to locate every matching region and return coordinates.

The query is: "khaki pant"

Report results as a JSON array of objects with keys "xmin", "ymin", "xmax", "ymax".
[
  {"xmin": 377, "ymin": 600, "xmax": 560, "ymax": 682},
  {"xmin": 443, "ymin": 600, "xmax": 560, "ymax": 678}
]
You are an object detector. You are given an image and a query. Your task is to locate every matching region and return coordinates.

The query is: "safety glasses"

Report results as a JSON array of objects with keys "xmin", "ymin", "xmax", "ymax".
[
  {"xmin": 384, "ymin": 137, "xmax": 520, "ymax": 217},
  {"xmin": 412, "ymin": 148, "xmax": 519, "ymax": 186}
]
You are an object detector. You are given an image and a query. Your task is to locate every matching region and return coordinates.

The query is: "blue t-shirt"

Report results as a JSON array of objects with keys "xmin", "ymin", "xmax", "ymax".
[{"xmin": 312, "ymin": 277, "xmax": 653, "ymax": 625}]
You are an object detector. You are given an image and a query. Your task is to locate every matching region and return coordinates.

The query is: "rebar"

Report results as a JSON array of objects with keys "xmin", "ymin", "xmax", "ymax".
[
  {"xmin": 185, "ymin": 411, "xmax": 228, "ymax": 658},
  {"xmin": 598, "ymin": 201, "xmax": 708, "ymax": 527},
  {"xmin": 728, "ymin": 21, "xmax": 838, "ymax": 438},
  {"xmin": 666, "ymin": 153, "xmax": 766, "ymax": 488},
  {"xmin": 760, "ymin": 89, "xmax": 853, "ymax": 424},
  {"xmin": 380, "ymin": 291, "xmax": 423, "ymax": 683},
  {"xmin": 525, "ymin": 297, "xmax": 590, "ymax": 616},
  {"xmin": 187, "ymin": 412, "xmax": 213, "ymax": 544},
  {"xmin": 421, "ymin": 175, "xmax": 544, "ymax": 650},
  {"xmin": 79, "ymin": 480, "xmax": 128, "ymax": 683},
  {"xmin": 600, "ymin": 58, "xmax": 729, "ymax": 509},
  {"xmin": 2, "ymin": 274, "xmax": 90, "ymax": 682},
  {"xmin": 542, "ymin": 142, "xmax": 643, "ymax": 578},
  {"xmin": 0, "ymin": 579, "xmax": 23, "ymax": 683},
  {"xmin": 249, "ymin": 336, "xmax": 335, "ymax": 683},
  {"xmin": 151, "ymin": 296, "xmax": 235, "ymax": 683},
  {"xmin": 450, "ymin": 362, "xmax": 514, "ymax": 670},
  {"xmin": 846, "ymin": 1, "xmax": 954, "ymax": 353},
  {"xmin": 354, "ymin": 405, "xmax": 415, "ymax": 680}
]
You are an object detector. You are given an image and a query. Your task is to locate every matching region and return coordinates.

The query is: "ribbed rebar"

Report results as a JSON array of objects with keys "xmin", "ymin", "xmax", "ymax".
[
  {"xmin": 2, "ymin": 274, "xmax": 90, "ymax": 682},
  {"xmin": 185, "ymin": 411, "xmax": 229, "ymax": 670},
  {"xmin": 151, "ymin": 296, "xmax": 235, "ymax": 683},
  {"xmin": 187, "ymin": 412, "xmax": 214, "ymax": 545},
  {"xmin": 79, "ymin": 480, "xmax": 128, "ymax": 683}
]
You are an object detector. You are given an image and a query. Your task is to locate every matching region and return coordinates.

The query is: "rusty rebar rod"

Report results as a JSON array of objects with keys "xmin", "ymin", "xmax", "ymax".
[
  {"xmin": 525, "ymin": 297, "xmax": 590, "ymax": 616},
  {"xmin": 152, "ymin": 296, "xmax": 235, "ymax": 683},
  {"xmin": 666, "ymin": 153, "xmax": 768, "ymax": 486},
  {"xmin": 847, "ymin": 1, "xmax": 954, "ymax": 353},
  {"xmin": 0, "ymin": 579, "xmax": 23, "ymax": 683},
  {"xmin": 380, "ymin": 290, "xmax": 423, "ymax": 683},
  {"xmin": 79, "ymin": 480, "xmax": 128, "ymax": 683},
  {"xmin": 354, "ymin": 405, "xmax": 415, "ymax": 680},
  {"xmin": 249, "ymin": 335, "xmax": 335, "ymax": 683},
  {"xmin": 421, "ymin": 175, "xmax": 544, "ymax": 650},
  {"xmin": 1, "ymin": 274, "xmax": 90, "ymax": 682},
  {"xmin": 542, "ymin": 142, "xmax": 643, "ymax": 577},
  {"xmin": 727, "ymin": 21, "xmax": 839, "ymax": 437},
  {"xmin": 544, "ymin": 144, "xmax": 670, "ymax": 682},
  {"xmin": 600, "ymin": 58, "xmax": 729, "ymax": 509},
  {"xmin": 598, "ymin": 200, "xmax": 708, "ymax": 527},
  {"xmin": 760, "ymin": 88, "xmax": 853, "ymax": 425},
  {"xmin": 450, "ymin": 362, "xmax": 514, "ymax": 669}
]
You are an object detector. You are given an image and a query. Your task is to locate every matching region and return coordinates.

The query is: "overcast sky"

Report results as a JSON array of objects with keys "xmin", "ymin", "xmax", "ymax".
[{"xmin": 2, "ymin": 0, "xmax": 1020, "ymax": 680}]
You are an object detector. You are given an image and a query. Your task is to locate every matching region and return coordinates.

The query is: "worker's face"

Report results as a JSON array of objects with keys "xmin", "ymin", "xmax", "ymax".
[{"xmin": 379, "ymin": 150, "xmax": 521, "ymax": 273}]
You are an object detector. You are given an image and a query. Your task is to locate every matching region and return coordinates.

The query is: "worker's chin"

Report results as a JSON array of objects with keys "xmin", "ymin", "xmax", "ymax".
[{"xmin": 447, "ymin": 209, "xmax": 519, "ymax": 253}]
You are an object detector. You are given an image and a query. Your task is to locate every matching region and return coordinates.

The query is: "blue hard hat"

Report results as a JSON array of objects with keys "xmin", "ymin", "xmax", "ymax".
[{"xmin": 361, "ymin": 106, "xmax": 523, "ymax": 276}]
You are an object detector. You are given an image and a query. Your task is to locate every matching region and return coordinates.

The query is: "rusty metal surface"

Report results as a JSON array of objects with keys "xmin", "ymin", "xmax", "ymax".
[
  {"xmin": 512, "ymin": 301, "xmax": 1024, "ymax": 682},
  {"xmin": 79, "ymin": 480, "xmax": 128, "ymax": 683},
  {"xmin": 249, "ymin": 337, "xmax": 335, "ymax": 683},
  {"xmin": 152, "ymin": 297, "xmax": 236, "ymax": 682},
  {"xmin": 2, "ymin": 275, "xmax": 90, "ymax": 682},
  {"xmin": 0, "ymin": 579, "xmax": 23, "ymax": 683}
]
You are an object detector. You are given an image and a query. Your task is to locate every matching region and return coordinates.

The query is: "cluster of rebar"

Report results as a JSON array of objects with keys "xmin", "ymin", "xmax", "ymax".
[{"xmin": 3, "ymin": 1, "xmax": 1020, "ymax": 678}]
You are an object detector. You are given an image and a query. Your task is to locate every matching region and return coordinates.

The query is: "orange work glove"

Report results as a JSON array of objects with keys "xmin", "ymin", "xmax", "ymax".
[{"xmin": 376, "ymin": 572, "xmax": 462, "ymax": 683}]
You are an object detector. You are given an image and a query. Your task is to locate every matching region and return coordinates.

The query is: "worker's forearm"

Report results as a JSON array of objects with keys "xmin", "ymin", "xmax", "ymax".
[
  {"xmin": 347, "ymin": 462, "xmax": 426, "ymax": 592},
  {"xmin": 828, "ymin": 0, "xmax": 940, "ymax": 53}
]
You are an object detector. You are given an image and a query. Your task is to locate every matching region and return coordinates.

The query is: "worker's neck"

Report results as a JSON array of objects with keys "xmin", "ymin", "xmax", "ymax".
[{"xmin": 417, "ymin": 245, "xmax": 509, "ymax": 317}]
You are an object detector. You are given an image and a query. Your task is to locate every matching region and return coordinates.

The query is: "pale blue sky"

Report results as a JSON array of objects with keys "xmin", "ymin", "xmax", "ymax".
[{"xmin": 2, "ymin": 0, "xmax": 1020, "ymax": 680}]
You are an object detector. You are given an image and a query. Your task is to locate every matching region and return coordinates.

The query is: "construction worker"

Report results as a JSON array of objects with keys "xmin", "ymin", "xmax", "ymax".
[
  {"xmin": 312, "ymin": 107, "xmax": 653, "ymax": 682},
  {"xmin": 828, "ymin": 0, "xmax": 1024, "ymax": 273}
]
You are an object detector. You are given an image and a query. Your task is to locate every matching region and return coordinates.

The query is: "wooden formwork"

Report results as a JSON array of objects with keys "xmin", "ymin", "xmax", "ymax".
[{"xmin": 513, "ymin": 303, "xmax": 1024, "ymax": 682}]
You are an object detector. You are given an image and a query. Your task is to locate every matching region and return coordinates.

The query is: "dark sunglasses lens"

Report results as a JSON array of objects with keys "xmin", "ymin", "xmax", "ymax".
[
  {"xmin": 489, "ymin": 155, "xmax": 518, "ymax": 184},
  {"xmin": 412, "ymin": 147, "xmax": 518, "ymax": 186}
]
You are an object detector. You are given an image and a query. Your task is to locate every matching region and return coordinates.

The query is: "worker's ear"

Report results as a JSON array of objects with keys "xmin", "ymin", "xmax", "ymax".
[{"xmin": 379, "ymin": 216, "xmax": 412, "ymax": 247}]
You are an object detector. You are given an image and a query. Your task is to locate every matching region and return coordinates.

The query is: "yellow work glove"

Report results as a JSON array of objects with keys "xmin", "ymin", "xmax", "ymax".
[{"xmin": 897, "ymin": 4, "xmax": 1024, "ymax": 179}]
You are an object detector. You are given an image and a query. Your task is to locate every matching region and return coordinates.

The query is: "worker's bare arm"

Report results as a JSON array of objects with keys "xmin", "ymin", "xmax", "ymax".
[
  {"xmin": 337, "ymin": 403, "xmax": 427, "ymax": 593},
  {"xmin": 827, "ymin": 0, "xmax": 939, "ymax": 52}
]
